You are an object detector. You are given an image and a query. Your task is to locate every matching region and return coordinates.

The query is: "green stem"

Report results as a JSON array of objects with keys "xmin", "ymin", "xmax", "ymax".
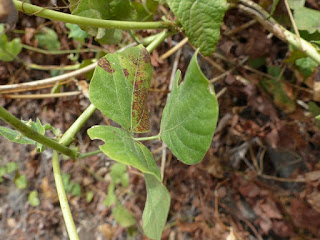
[
  {"xmin": 146, "ymin": 30, "xmax": 175, "ymax": 53},
  {"xmin": 59, "ymin": 104, "xmax": 96, "ymax": 146},
  {"xmin": 13, "ymin": 0, "xmax": 174, "ymax": 30},
  {"xmin": 133, "ymin": 134, "xmax": 160, "ymax": 141},
  {"xmin": 77, "ymin": 150, "xmax": 102, "ymax": 159},
  {"xmin": 52, "ymin": 151, "xmax": 79, "ymax": 240},
  {"xmin": 22, "ymin": 44, "xmax": 99, "ymax": 55},
  {"xmin": 0, "ymin": 106, "xmax": 76, "ymax": 159}
]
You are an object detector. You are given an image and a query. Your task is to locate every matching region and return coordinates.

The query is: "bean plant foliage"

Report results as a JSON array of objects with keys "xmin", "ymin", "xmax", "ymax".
[{"xmin": 0, "ymin": 0, "xmax": 226, "ymax": 239}]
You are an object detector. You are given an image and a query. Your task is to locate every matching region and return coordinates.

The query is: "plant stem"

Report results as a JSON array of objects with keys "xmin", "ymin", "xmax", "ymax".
[
  {"xmin": 59, "ymin": 104, "xmax": 96, "ymax": 146},
  {"xmin": 0, "ymin": 106, "xmax": 76, "ymax": 159},
  {"xmin": 146, "ymin": 30, "xmax": 174, "ymax": 53},
  {"xmin": 133, "ymin": 135, "xmax": 160, "ymax": 141},
  {"xmin": 237, "ymin": 0, "xmax": 320, "ymax": 64},
  {"xmin": 13, "ymin": 0, "xmax": 174, "ymax": 30},
  {"xmin": 52, "ymin": 151, "xmax": 79, "ymax": 240},
  {"xmin": 77, "ymin": 150, "xmax": 102, "ymax": 159},
  {"xmin": 22, "ymin": 44, "xmax": 99, "ymax": 55}
]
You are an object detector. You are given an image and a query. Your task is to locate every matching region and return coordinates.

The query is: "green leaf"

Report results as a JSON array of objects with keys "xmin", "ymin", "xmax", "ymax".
[
  {"xmin": 62, "ymin": 173, "xmax": 74, "ymax": 193},
  {"xmin": 0, "ymin": 126, "xmax": 35, "ymax": 145},
  {"xmin": 88, "ymin": 126, "xmax": 161, "ymax": 180},
  {"xmin": 132, "ymin": 0, "xmax": 159, "ymax": 21},
  {"xmin": 89, "ymin": 45, "xmax": 152, "ymax": 133},
  {"xmin": 30, "ymin": 118, "xmax": 46, "ymax": 152},
  {"xmin": 15, "ymin": 174, "xmax": 28, "ymax": 189},
  {"xmin": 287, "ymin": 0, "xmax": 305, "ymax": 9},
  {"xmin": 112, "ymin": 203, "xmax": 137, "ymax": 228},
  {"xmin": 28, "ymin": 190, "xmax": 40, "ymax": 207},
  {"xmin": 65, "ymin": 23, "xmax": 89, "ymax": 42},
  {"xmin": 142, "ymin": 174, "xmax": 170, "ymax": 240},
  {"xmin": 35, "ymin": 27, "xmax": 61, "ymax": 50},
  {"xmin": 160, "ymin": 50, "xmax": 219, "ymax": 164},
  {"xmin": 166, "ymin": 0, "xmax": 226, "ymax": 56},
  {"xmin": 104, "ymin": 183, "xmax": 117, "ymax": 206},
  {"xmin": 110, "ymin": 163, "xmax": 129, "ymax": 187},
  {"xmin": 294, "ymin": 7, "xmax": 320, "ymax": 33},
  {"xmin": 86, "ymin": 191, "xmax": 94, "ymax": 203},
  {"xmin": 295, "ymin": 57, "xmax": 318, "ymax": 77},
  {"xmin": 71, "ymin": 183, "xmax": 82, "ymax": 197},
  {"xmin": 69, "ymin": 0, "xmax": 135, "ymax": 44},
  {"xmin": 6, "ymin": 162, "xmax": 18, "ymax": 173},
  {"xmin": 0, "ymin": 31, "xmax": 22, "ymax": 61}
]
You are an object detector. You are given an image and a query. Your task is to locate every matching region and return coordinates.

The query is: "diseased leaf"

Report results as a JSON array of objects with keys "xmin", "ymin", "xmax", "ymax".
[
  {"xmin": 166, "ymin": 0, "xmax": 226, "ymax": 56},
  {"xmin": 142, "ymin": 174, "xmax": 170, "ymax": 240},
  {"xmin": 160, "ymin": 50, "xmax": 219, "ymax": 164},
  {"xmin": 0, "ymin": 126, "xmax": 35, "ymax": 145},
  {"xmin": 294, "ymin": 7, "xmax": 320, "ymax": 33},
  {"xmin": 89, "ymin": 45, "xmax": 152, "ymax": 133},
  {"xmin": 88, "ymin": 126, "xmax": 161, "ymax": 180},
  {"xmin": 68, "ymin": 0, "xmax": 135, "ymax": 44}
]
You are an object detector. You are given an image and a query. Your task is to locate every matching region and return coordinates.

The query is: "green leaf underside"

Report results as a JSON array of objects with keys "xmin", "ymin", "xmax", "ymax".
[
  {"xmin": 294, "ymin": 7, "xmax": 320, "ymax": 33},
  {"xmin": 69, "ymin": 0, "xmax": 134, "ymax": 44},
  {"xmin": 87, "ymin": 126, "xmax": 161, "ymax": 180},
  {"xmin": 0, "ymin": 126, "xmax": 35, "ymax": 145},
  {"xmin": 112, "ymin": 203, "xmax": 137, "ymax": 228},
  {"xmin": 89, "ymin": 45, "xmax": 152, "ymax": 133},
  {"xmin": 160, "ymin": 51, "xmax": 219, "ymax": 165},
  {"xmin": 143, "ymin": 174, "xmax": 170, "ymax": 240},
  {"xmin": 166, "ymin": 0, "xmax": 226, "ymax": 56}
]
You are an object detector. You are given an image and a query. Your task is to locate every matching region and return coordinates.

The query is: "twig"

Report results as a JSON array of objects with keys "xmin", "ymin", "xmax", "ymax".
[
  {"xmin": 2, "ymin": 91, "xmax": 80, "ymax": 99},
  {"xmin": 160, "ymin": 37, "xmax": 189, "ymax": 60},
  {"xmin": 0, "ymin": 62, "xmax": 97, "ymax": 94}
]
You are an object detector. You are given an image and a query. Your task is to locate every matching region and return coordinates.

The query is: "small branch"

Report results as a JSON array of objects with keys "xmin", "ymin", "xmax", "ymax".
[
  {"xmin": 22, "ymin": 44, "xmax": 99, "ymax": 55},
  {"xmin": 2, "ymin": 92, "xmax": 80, "ymax": 99},
  {"xmin": 59, "ymin": 104, "xmax": 96, "ymax": 146},
  {"xmin": 0, "ymin": 106, "xmax": 76, "ymax": 159},
  {"xmin": 160, "ymin": 37, "xmax": 189, "ymax": 60},
  {"xmin": 0, "ymin": 62, "xmax": 97, "ymax": 94},
  {"xmin": 13, "ymin": 0, "xmax": 174, "ymax": 30},
  {"xmin": 133, "ymin": 135, "xmax": 160, "ymax": 141},
  {"xmin": 52, "ymin": 151, "xmax": 79, "ymax": 240},
  {"xmin": 28, "ymin": 63, "xmax": 80, "ymax": 71},
  {"xmin": 146, "ymin": 30, "xmax": 175, "ymax": 53},
  {"xmin": 237, "ymin": 0, "xmax": 320, "ymax": 64}
]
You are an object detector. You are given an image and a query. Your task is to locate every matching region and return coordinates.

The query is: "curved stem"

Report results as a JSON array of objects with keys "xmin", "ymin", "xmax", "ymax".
[
  {"xmin": 13, "ymin": 0, "xmax": 174, "ymax": 30},
  {"xmin": 0, "ymin": 106, "xmax": 77, "ymax": 158},
  {"xmin": 52, "ymin": 151, "xmax": 79, "ymax": 240},
  {"xmin": 146, "ymin": 30, "xmax": 175, "ymax": 53},
  {"xmin": 59, "ymin": 104, "xmax": 96, "ymax": 146}
]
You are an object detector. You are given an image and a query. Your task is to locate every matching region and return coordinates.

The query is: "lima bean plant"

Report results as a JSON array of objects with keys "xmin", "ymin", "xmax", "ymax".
[{"xmin": 6, "ymin": 0, "xmax": 319, "ymax": 239}]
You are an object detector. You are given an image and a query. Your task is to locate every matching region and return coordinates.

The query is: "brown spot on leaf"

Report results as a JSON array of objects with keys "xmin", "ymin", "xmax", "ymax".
[
  {"xmin": 98, "ymin": 57, "xmax": 115, "ymax": 74},
  {"xmin": 142, "ymin": 48, "xmax": 151, "ymax": 63},
  {"xmin": 123, "ymin": 69, "xmax": 129, "ymax": 77}
]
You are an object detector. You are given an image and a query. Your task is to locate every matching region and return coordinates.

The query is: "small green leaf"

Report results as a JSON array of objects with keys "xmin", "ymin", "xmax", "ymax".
[
  {"xmin": 69, "ymin": 0, "xmax": 135, "ymax": 44},
  {"xmin": 0, "ymin": 32, "xmax": 22, "ymax": 61},
  {"xmin": 62, "ymin": 173, "xmax": 74, "ymax": 193},
  {"xmin": 35, "ymin": 27, "xmax": 61, "ymax": 50},
  {"xmin": 294, "ymin": 7, "xmax": 320, "ymax": 33},
  {"xmin": 316, "ymin": 114, "xmax": 320, "ymax": 120},
  {"xmin": 295, "ymin": 57, "xmax": 318, "ymax": 77},
  {"xmin": 86, "ymin": 191, "xmax": 94, "ymax": 203},
  {"xmin": 166, "ymin": 0, "xmax": 226, "ymax": 56},
  {"xmin": 104, "ymin": 183, "xmax": 117, "ymax": 206},
  {"xmin": 30, "ymin": 118, "xmax": 46, "ymax": 152},
  {"xmin": 89, "ymin": 45, "xmax": 152, "ymax": 133},
  {"xmin": 28, "ymin": 190, "xmax": 40, "ymax": 207},
  {"xmin": 160, "ymin": 50, "xmax": 219, "ymax": 164},
  {"xmin": 71, "ymin": 183, "xmax": 82, "ymax": 197},
  {"xmin": 65, "ymin": 23, "xmax": 89, "ymax": 42},
  {"xmin": 287, "ymin": 0, "xmax": 305, "ymax": 9},
  {"xmin": 142, "ymin": 174, "xmax": 170, "ymax": 240},
  {"xmin": 6, "ymin": 162, "xmax": 18, "ymax": 173},
  {"xmin": 110, "ymin": 163, "xmax": 129, "ymax": 187},
  {"xmin": 15, "ymin": 174, "xmax": 28, "ymax": 189},
  {"xmin": 0, "ymin": 126, "xmax": 35, "ymax": 145},
  {"xmin": 88, "ymin": 126, "xmax": 161, "ymax": 180},
  {"xmin": 112, "ymin": 203, "xmax": 137, "ymax": 228}
]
